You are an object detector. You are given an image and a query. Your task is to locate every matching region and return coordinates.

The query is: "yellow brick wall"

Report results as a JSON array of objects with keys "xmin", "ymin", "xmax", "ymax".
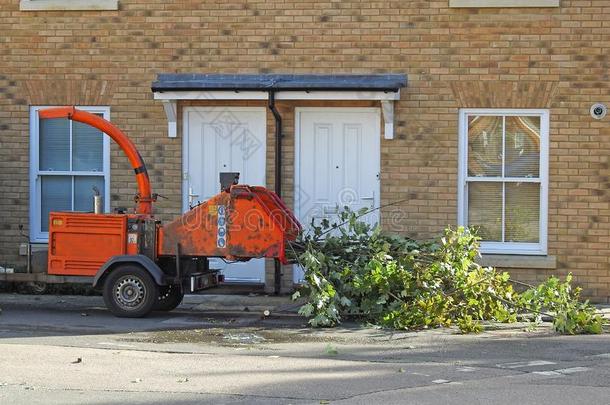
[{"xmin": 0, "ymin": 0, "xmax": 608, "ymax": 300}]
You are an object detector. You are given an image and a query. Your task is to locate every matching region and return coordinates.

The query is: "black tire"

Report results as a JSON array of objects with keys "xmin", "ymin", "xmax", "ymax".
[
  {"xmin": 154, "ymin": 284, "xmax": 184, "ymax": 312},
  {"xmin": 102, "ymin": 265, "xmax": 159, "ymax": 318},
  {"xmin": 27, "ymin": 281, "xmax": 48, "ymax": 295}
]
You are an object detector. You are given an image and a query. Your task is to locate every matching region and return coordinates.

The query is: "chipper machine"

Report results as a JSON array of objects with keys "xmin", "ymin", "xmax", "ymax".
[{"xmin": 37, "ymin": 107, "xmax": 301, "ymax": 317}]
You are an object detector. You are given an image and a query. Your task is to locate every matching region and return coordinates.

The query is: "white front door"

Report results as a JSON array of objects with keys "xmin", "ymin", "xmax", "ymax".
[
  {"xmin": 295, "ymin": 108, "xmax": 381, "ymax": 282},
  {"xmin": 183, "ymin": 107, "xmax": 267, "ymax": 283}
]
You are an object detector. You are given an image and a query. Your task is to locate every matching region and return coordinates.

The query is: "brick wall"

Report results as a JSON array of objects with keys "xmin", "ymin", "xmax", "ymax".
[{"xmin": 0, "ymin": 1, "xmax": 608, "ymax": 300}]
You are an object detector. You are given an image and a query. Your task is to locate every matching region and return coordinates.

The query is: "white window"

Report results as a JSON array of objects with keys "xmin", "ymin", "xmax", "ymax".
[
  {"xmin": 29, "ymin": 106, "xmax": 110, "ymax": 242},
  {"xmin": 20, "ymin": 0, "xmax": 118, "ymax": 11},
  {"xmin": 458, "ymin": 109, "xmax": 549, "ymax": 255},
  {"xmin": 449, "ymin": 0, "xmax": 559, "ymax": 7}
]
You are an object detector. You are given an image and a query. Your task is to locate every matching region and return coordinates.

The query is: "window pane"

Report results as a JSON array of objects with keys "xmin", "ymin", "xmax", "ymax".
[
  {"xmin": 505, "ymin": 182, "xmax": 540, "ymax": 243},
  {"xmin": 74, "ymin": 176, "xmax": 105, "ymax": 212},
  {"xmin": 468, "ymin": 182, "xmax": 502, "ymax": 241},
  {"xmin": 73, "ymin": 119, "xmax": 104, "ymax": 171},
  {"xmin": 505, "ymin": 116, "xmax": 540, "ymax": 178},
  {"xmin": 468, "ymin": 115, "xmax": 503, "ymax": 177},
  {"xmin": 39, "ymin": 118, "xmax": 70, "ymax": 171},
  {"xmin": 41, "ymin": 176, "xmax": 71, "ymax": 232}
]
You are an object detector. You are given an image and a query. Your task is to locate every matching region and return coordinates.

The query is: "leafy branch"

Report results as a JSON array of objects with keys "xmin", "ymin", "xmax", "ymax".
[{"xmin": 291, "ymin": 207, "xmax": 605, "ymax": 334}]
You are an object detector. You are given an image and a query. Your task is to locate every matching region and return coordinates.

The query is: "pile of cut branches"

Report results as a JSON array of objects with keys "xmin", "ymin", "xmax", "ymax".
[{"xmin": 290, "ymin": 209, "xmax": 604, "ymax": 334}]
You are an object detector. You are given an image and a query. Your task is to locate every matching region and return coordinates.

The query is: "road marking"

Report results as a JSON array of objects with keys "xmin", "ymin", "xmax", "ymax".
[
  {"xmin": 592, "ymin": 353, "xmax": 610, "ymax": 359},
  {"xmin": 554, "ymin": 367, "xmax": 589, "ymax": 374},
  {"xmin": 533, "ymin": 371, "xmax": 562, "ymax": 376},
  {"xmin": 457, "ymin": 366, "xmax": 477, "ymax": 372},
  {"xmin": 432, "ymin": 379, "xmax": 451, "ymax": 384},
  {"xmin": 497, "ymin": 360, "xmax": 556, "ymax": 369},
  {"xmin": 533, "ymin": 367, "xmax": 588, "ymax": 377}
]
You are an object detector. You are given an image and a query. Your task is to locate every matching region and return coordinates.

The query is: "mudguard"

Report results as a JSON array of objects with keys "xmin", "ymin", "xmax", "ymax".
[{"xmin": 92, "ymin": 255, "xmax": 167, "ymax": 288}]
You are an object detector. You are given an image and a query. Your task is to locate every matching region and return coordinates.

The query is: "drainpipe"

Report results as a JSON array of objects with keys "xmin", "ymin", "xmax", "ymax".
[
  {"xmin": 268, "ymin": 91, "xmax": 283, "ymax": 295},
  {"xmin": 269, "ymin": 91, "xmax": 282, "ymax": 197}
]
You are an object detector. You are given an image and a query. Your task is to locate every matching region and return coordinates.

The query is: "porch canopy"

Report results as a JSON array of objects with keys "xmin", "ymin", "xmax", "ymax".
[{"xmin": 151, "ymin": 73, "xmax": 407, "ymax": 139}]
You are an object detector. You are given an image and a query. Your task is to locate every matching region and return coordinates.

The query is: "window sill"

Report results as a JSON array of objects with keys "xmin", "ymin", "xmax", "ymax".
[
  {"xmin": 478, "ymin": 254, "xmax": 556, "ymax": 269},
  {"xmin": 449, "ymin": 0, "xmax": 559, "ymax": 7},
  {"xmin": 20, "ymin": 0, "xmax": 118, "ymax": 11}
]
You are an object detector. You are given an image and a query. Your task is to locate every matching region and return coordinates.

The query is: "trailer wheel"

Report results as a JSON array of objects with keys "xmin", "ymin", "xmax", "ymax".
[
  {"xmin": 27, "ymin": 281, "xmax": 48, "ymax": 295},
  {"xmin": 16, "ymin": 282, "xmax": 47, "ymax": 295},
  {"xmin": 154, "ymin": 284, "xmax": 184, "ymax": 312},
  {"xmin": 102, "ymin": 265, "xmax": 159, "ymax": 318}
]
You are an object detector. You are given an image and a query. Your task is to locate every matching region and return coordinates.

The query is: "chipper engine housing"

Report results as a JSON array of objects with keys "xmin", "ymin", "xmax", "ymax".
[{"xmin": 42, "ymin": 107, "xmax": 301, "ymax": 318}]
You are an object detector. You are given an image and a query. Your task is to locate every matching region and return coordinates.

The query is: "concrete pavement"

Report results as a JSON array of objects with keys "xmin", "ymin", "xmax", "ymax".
[{"xmin": 1, "ymin": 293, "xmax": 609, "ymax": 404}]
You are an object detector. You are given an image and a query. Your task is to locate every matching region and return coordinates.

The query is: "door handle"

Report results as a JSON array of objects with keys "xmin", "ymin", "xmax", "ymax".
[{"xmin": 188, "ymin": 187, "xmax": 199, "ymax": 207}]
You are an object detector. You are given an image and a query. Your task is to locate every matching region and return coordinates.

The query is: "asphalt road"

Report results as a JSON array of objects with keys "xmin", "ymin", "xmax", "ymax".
[{"xmin": 1, "ymin": 293, "xmax": 610, "ymax": 405}]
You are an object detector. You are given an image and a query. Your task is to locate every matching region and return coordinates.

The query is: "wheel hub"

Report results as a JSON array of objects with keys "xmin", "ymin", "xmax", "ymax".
[{"xmin": 115, "ymin": 277, "xmax": 145, "ymax": 308}]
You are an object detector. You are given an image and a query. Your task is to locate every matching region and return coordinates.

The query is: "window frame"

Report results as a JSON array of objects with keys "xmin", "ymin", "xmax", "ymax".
[
  {"xmin": 19, "ymin": 0, "xmax": 118, "ymax": 11},
  {"xmin": 457, "ymin": 108, "xmax": 549, "ymax": 255},
  {"xmin": 29, "ymin": 106, "xmax": 111, "ymax": 243},
  {"xmin": 449, "ymin": 0, "xmax": 559, "ymax": 7}
]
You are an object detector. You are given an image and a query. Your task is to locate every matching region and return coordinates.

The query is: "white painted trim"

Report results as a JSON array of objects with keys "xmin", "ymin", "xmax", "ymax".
[
  {"xmin": 457, "ymin": 108, "xmax": 549, "ymax": 255},
  {"xmin": 20, "ymin": 0, "xmax": 118, "ymax": 11},
  {"xmin": 162, "ymin": 100, "xmax": 177, "ymax": 138},
  {"xmin": 156, "ymin": 90, "xmax": 400, "ymax": 142},
  {"xmin": 450, "ymin": 0, "xmax": 559, "ymax": 7},
  {"xmin": 181, "ymin": 106, "xmax": 267, "ymax": 213},
  {"xmin": 154, "ymin": 91, "xmax": 268, "ymax": 101},
  {"xmin": 154, "ymin": 90, "xmax": 400, "ymax": 101},
  {"xmin": 29, "ymin": 106, "xmax": 111, "ymax": 243}
]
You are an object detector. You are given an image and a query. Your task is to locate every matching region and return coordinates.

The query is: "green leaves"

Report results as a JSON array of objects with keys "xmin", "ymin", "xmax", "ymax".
[
  {"xmin": 517, "ymin": 274, "xmax": 604, "ymax": 334},
  {"xmin": 293, "ymin": 208, "xmax": 604, "ymax": 335}
]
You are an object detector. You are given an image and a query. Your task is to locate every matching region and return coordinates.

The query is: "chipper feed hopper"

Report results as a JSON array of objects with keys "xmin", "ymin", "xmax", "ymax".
[{"xmin": 42, "ymin": 107, "xmax": 301, "ymax": 317}]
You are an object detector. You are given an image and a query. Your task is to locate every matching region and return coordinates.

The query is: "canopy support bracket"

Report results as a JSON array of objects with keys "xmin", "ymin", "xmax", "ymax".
[
  {"xmin": 381, "ymin": 100, "xmax": 395, "ymax": 140},
  {"xmin": 162, "ymin": 100, "xmax": 177, "ymax": 138}
]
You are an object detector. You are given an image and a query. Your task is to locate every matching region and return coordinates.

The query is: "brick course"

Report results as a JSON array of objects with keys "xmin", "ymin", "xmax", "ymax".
[{"xmin": 0, "ymin": 0, "xmax": 608, "ymax": 301}]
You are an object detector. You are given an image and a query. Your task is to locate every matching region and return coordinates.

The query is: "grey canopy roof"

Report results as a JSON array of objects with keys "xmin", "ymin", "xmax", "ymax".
[{"xmin": 152, "ymin": 73, "xmax": 407, "ymax": 92}]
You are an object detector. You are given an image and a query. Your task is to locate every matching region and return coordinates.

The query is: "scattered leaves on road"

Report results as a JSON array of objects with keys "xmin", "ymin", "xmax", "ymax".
[{"xmin": 325, "ymin": 344, "xmax": 338, "ymax": 356}]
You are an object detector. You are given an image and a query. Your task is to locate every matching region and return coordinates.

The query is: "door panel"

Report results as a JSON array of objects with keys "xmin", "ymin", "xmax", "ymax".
[
  {"xmin": 184, "ymin": 107, "xmax": 266, "ymax": 283},
  {"xmin": 295, "ymin": 109, "xmax": 381, "ymax": 282}
]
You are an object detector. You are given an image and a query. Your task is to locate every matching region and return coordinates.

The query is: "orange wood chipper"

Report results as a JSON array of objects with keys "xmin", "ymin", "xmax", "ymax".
[{"xmin": 27, "ymin": 107, "xmax": 301, "ymax": 317}]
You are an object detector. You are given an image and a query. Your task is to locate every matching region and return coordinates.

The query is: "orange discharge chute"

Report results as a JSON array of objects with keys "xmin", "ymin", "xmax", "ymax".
[{"xmin": 38, "ymin": 107, "xmax": 154, "ymax": 215}]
